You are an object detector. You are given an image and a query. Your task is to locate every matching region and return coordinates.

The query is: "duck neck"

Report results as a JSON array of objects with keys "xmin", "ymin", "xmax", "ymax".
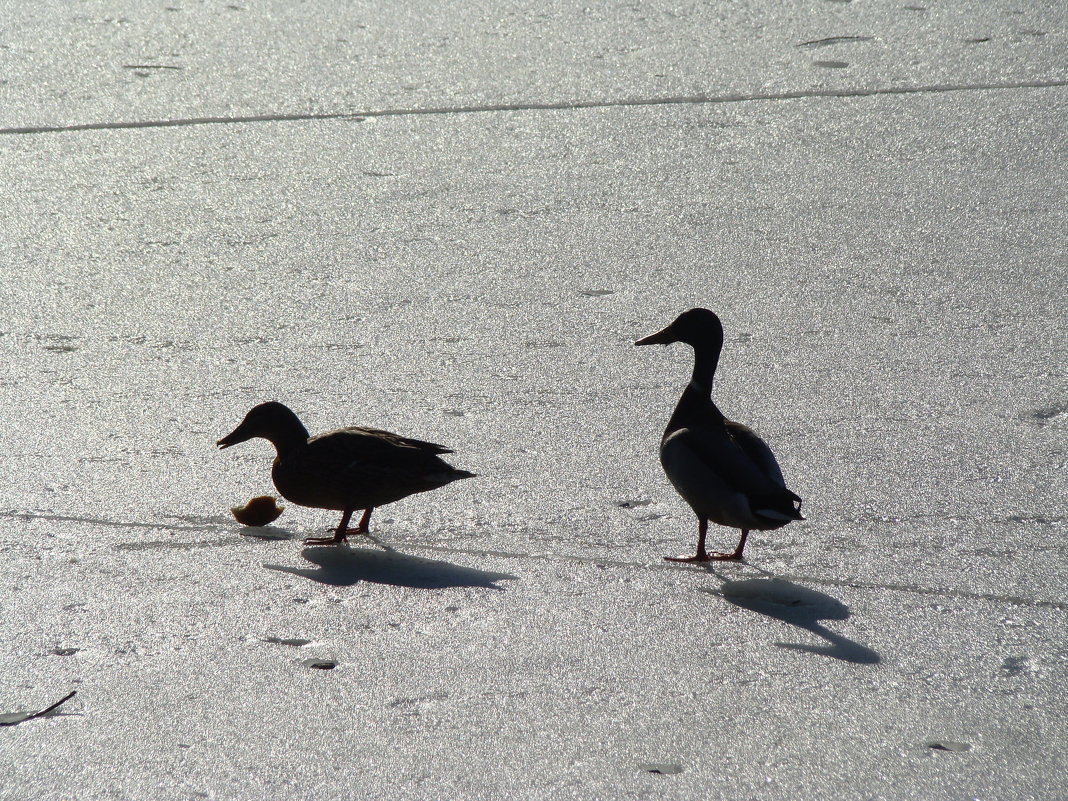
[
  {"xmin": 266, "ymin": 415, "xmax": 310, "ymax": 457},
  {"xmin": 665, "ymin": 342, "xmax": 724, "ymax": 433},
  {"xmin": 690, "ymin": 341, "xmax": 720, "ymax": 389}
]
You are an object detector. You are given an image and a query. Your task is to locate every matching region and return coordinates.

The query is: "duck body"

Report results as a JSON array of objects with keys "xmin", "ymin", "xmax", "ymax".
[
  {"xmin": 271, "ymin": 426, "xmax": 469, "ymax": 511},
  {"xmin": 218, "ymin": 402, "xmax": 474, "ymax": 544},
  {"xmin": 659, "ymin": 393, "xmax": 801, "ymax": 533},
  {"xmin": 637, "ymin": 309, "xmax": 803, "ymax": 561}
]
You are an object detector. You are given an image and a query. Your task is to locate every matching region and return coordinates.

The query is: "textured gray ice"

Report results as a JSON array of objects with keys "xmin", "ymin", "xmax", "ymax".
[
  {"xmin": 2, "ymin": 0, "xmax": 1066, "ymax": 130},
  {"xmin": 1, "ymin": 1, "xmax": 1067, "ymax": 799}
]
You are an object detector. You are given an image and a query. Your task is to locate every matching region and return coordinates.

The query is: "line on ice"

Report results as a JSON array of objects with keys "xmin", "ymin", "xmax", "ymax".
[
  {"xmin": 2, "ymin": 79, "xmax": 1067, "ymax": 136},
  {"xmin": 404, "ymin": 542, "xmax": 1068, "ymax": 612},
  {"xmin": 3, "ymin": 509, "xmax": 1063, "ymax": 611},
  {"xmin": 0, "ymin": 509, "xmax": 224, "ymax": 533}
]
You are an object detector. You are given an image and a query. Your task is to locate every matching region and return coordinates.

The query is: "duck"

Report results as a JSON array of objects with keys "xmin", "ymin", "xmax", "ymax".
[
  {"xmin": 635, "ymin": 308, "xmax": 803, "ymax": 562},
  {"xmin": 217, "ymin": 401, "xmax": 475, "ymax": 545}
]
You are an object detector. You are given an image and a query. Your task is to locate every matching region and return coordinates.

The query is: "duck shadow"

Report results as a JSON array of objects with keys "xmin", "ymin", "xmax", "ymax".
[
  {"xmin": 700, "ymin": 577, "xmax": 880, "ymax": 664},
  {"xmin": 265, "ymin": 547, "xmax": 517, "ymax": 590}
]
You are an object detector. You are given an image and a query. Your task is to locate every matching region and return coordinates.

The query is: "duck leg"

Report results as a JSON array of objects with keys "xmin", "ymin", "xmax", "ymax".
[
  {"xmin": 304, "ymin": 508, "xmax": 355, "ymax": 545},
  {"xmin": 346, "ymin": 507, "xmax": 374, "ymax": 536},
  {"xmin": 665, "ymin": 522, "xmax": 749, "ymax": 562},
  {"xmin": 710, "ymin": 529, "xmax": 748, "ymax": 561},
  {"xmin": 665, "ymin": 518, "xmax": 713, "ymax": 563}
]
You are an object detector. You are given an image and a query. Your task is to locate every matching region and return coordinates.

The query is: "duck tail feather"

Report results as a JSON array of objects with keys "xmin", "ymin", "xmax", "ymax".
[
  {"xmin": 756, "ymin": 490, "xmax": 805, "ymax": 522},
  {"xmin": 755, "ymin": 507, "xmax": 796, "ymax": 522}
]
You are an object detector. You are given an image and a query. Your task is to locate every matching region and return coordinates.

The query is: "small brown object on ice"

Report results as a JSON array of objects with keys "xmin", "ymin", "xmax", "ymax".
[{"xmin": 231, "ymin": 496, "xmax": 284, "ymax": 526}]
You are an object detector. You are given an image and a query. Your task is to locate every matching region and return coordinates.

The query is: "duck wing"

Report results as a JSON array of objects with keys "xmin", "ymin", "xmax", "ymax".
[
  {"xmin": 666, "ymin": 423, "xmax": 779, "ymax": 498},
  {"xmin": 309, "ymin": 428, "xmax": 461, "ymax": 476},
  {"xmin": 273, "ymin": 427, "xmax": 471, "ymax": 510},
  {"xmin": 724, "ymin": 420, "xmax": 803, "ymax": 517},
  {"xmin": 662, "ymin": 421, "xmax": 802, "ymax": 526},
  {"xmin": 335, "ymin": 426, "xmax": 454, "ymax": 454},
  {"xmin": 312, "ymin": 427, "xmax": 471, "ymax": 496},
  {"xmin": 724, "ymin": 421, "xmax": 786, "ymax": 487}
]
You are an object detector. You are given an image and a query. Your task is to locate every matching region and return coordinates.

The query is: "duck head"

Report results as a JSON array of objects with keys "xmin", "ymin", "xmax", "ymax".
[
  {"xmin": 217, "ymin": 401, "xmax": 310, "ymax": 451},
  {"xmin": 636, "ymin": 308, "xmax": 725, "ymax": 391},
  {"xmin": 635, "ymin": 308, "xmax": 724, "ymax": 350}
]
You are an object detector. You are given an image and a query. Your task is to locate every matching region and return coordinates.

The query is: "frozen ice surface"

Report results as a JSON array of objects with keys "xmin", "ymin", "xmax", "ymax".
[
  {"xmin": 2, "ymin": 0, "xmax": 1067, "ymax": 130},
  {"xmin": 1, "ymin": 1, "xmax": 1067, "ymax": 799}
]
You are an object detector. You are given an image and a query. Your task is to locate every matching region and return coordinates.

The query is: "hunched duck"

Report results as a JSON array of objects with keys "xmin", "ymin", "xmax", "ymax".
[
  {"xmin": 636, "ymin": 308, "xmax": 803, "ymax": 562},
  {"xmin": 217, "ymin": 401, "xmax": 474, "ymax": 544}
]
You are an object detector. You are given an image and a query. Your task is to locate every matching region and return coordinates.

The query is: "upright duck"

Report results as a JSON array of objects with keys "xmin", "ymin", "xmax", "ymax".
[
  {"xmin": 217, "ymin": 401, "xmax": 474, "ymax": 544},
  {"xmin": 636, "ymin": 308, "xmax": 803, "ymax": 562}
]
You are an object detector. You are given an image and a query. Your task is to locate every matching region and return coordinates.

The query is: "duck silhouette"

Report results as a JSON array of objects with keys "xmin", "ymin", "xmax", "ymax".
[
  {"xmin": 218, "ymin": 402, "xmax": 474, "ymax": 544},
  {"xmin": 636, "ymin": 309, "xmax": 803, "ymax": 561}
]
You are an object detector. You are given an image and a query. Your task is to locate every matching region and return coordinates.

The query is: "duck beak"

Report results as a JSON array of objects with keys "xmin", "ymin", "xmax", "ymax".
[
  {"xmin": 216, "ymin": 423, "xmax": 251, "ymax": 450},
  {"xmin": 635, "ymin": 326, "xmax": 675, "ymax": 346}
]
